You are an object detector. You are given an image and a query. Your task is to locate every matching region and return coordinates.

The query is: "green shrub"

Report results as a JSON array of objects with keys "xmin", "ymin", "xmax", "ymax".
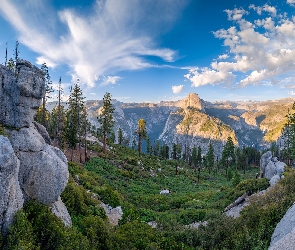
[
  {"xmin": 7, "ymin": 210, "xmax": 37, "ymax": 250},
  {"xmin": 236, "ymin": 178, "xmax": 269, "ymax": 195}
]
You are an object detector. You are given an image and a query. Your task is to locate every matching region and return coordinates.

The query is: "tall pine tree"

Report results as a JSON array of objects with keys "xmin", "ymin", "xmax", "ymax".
[{"xmin": 97, "ymin": 92, "xmax": 115, "ymax": 155}]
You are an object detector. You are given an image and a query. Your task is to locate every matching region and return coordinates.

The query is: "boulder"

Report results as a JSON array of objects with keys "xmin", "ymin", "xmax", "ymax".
[
  {"xmin": 269, "ymin": 175, "xmax": 281, "ymax": 187},
  {"xmin": 260, "ymin": 151, "xmax": 286, "ymax": 180},
  {"xmin": 0, "ymin": 136, "xmax": 24, "ymax": 235},
  {"xmin": 264, "ymin": 161, "xmax": 277, "ymax": 180},
  {"xmin": 269, "ymin": 202, "xmax": 295, "ymax": 249},
  {"xmin": 50, "ymin": 197, "xmax": 72, "ymax": 227},
  {"xmin": 260, "ymin": 151, "xmax": 272, "ymax": 177},
  {"xmin": 8, "ymin": 126, "xmax": 45, "ymax": 152},
  {"xmin": 17, "ymin": 144, "xmax": 69, "ymax": 205}
]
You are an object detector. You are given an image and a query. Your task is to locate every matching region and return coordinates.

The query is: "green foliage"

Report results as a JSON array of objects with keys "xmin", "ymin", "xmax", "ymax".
[
  {"xmin": 231, "ymin": 171, "xmax": 241, "ymax": 187},
  {"xmin": 236, "ymin": 178, "xmax": 269, "ymax": 195},
  {"xmin": 7, "ymin": 200, "xmax": 91, "ymax": 250},
  {"xmin": 7, "ymin": 210, "xmax": 37, "ymax": 250},
  {"xmin": 0, "ymin": 124, "xmax": 7, "ymax": 136}
]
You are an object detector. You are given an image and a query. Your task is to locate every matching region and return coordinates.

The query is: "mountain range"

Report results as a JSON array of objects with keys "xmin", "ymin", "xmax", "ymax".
[{"xmin": 49, "ymin": 93, "xmax": 294, "ymax": 154}]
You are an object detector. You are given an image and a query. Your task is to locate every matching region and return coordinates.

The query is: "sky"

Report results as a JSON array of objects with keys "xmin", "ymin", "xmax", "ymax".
[{"xmin": 1, "ymin": 0, "xmax": 295, "ymax": 103}]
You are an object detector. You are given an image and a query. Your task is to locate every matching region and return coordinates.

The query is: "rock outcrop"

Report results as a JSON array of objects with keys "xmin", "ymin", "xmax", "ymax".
[
  {"xmin": 0, "ymin": 136, "xmax": 23, "ymax": 234},
  {"xmin": 260, "ymin": 151, "xmax": 285, "ymax": 184},
  {"xmin": 0, "ymin": 60, "xmax": 71, "ymax": 235},
  {"xmin": 269, "ymin": 202, "xmax": 295, "ymax": 249}
]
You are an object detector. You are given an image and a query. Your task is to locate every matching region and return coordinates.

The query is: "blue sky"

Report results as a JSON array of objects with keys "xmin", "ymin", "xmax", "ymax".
[{"xmin": 1, "ymin": 0, "xmax": 295, "ymax": 103}]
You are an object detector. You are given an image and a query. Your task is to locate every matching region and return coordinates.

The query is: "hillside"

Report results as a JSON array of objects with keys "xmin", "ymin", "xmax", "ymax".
[{"xmin": 4, "ymin": 141, "xmax": 295, "ymax": 249}]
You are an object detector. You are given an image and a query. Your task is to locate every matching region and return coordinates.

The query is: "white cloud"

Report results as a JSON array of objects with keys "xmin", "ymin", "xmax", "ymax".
[
  {"xmin": 289, "ymin": 90, "xmax": 295, "ymax": 95},
  {"xmin": 224, "ymin": 8, "xmax": 248, "ymax": 21},
  {"xmin": 287, "ymin": 0, "xmax": 295, "ymax": 6},
  {"xmin": 249, "ymin": 4, "xmax": 277, "ymax": 16},
  {"xmin": 101, "ymin": 76, "xmax": 121, "ymax": 86},
  {"xmin": 218, "ymin": 54, "xmax": 229, "ymax": 60},
  {"xmin": 0, "ymin": 0, "xmax": 187, "ymax": 86},
  {"xmin": 172, "ymin": 84, "xmax": 184, "ymax": 94},
  {"xmin": 187, "ymin": 4, "xmax": 295, "ymax": 88}
]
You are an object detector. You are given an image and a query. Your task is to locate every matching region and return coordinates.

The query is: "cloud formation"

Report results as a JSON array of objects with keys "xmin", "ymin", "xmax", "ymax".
[
  {"xmin": 186, "ymin": 3, "xmax": 295, "ymax": 89},
  {"xmin": 172, "ymin": 84, "xmax": 184, "ymax": 94},
  {"xmin": 0, "ymin": 0, "xmax": 187, "ymax": 86}
]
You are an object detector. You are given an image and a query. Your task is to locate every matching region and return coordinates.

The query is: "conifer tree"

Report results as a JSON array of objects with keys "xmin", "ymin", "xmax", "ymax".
[
  {"xmin": 191, "ymin": 146, "xmax": 197, "ymax": 167},
  {"xmin": 205, "ymin": 143, "xmax": 215, "ymax": 174},
  {"xmin": 118, "ymin": 128, "xmax": 123, "ymax": 145},
  {"xmin": 221, "ymin": 136, "xmax": 235, "ymax": 174},
  {"xmin": 135, "ymin": 118, "xmax": 147, "ymax": 157},
  {"xmin": 65, "ymin": 82, "xmax": 85, "ymax": 161},
  {"xmin": 97, "ymin": 92, "xmax": 115, "ymax": 155},
  {"xmin": 197, "ymin": 146, "xmax": 202, "ymax": 166},
  {"xmin": 40, "ymin": 62, "xmax": 54, "ymax": 128}
]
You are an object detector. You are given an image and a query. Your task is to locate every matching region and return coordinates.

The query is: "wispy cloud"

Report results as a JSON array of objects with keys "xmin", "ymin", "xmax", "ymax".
[
  {"xmin": 0, "ymin": 0, "xmax": 187, "ymax": 86},
  {"xmin": 101, "ymin": 76, "xmax": 121, "ymax": 86},
  {"xmin": 172, "ymin": 84, "xmax": 184, "ymax": 94},
  {"xmin": 186, "ymin": 3, "xmax": 295, "ymax": 89}
]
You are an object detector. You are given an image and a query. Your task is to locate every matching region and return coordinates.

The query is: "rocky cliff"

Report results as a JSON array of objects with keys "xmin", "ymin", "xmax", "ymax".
[{"xmin": 0, "ymin": 60, "xmax": 71, "ymax": 236}]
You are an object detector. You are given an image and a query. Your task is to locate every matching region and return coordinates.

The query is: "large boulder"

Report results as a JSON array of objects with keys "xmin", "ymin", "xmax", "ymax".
[
  {"xmin": 260, "ymin": 151, "xmax": 286, "ymax": 180},
  {"xmin": 17, "ymin": 144, "xmax": 69, "ymax": 205},
  {"xmin": 0, "ymin": 136, "xmax": 24, "ymax": 235},
  {"xmin": 269, "ymin": 202, "xmax": 295, "ymax": 249},
  {"xmin": 260, "ymin": 151, "xmax": 272, "ymax": 177}
]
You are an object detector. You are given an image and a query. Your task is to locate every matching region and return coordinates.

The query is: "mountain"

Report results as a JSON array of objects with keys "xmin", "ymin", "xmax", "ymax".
[{"xmin": 49, "ymin": 93, "xmax": 294, "ymax": 154}]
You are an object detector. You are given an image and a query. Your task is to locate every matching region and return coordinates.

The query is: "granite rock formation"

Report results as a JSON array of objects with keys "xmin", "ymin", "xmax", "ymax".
[{"xmin": 0, "ymin": 60, "xmax": 71, "ymax": 235}]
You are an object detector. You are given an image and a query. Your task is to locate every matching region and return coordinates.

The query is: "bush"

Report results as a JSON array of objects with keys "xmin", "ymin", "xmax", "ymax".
[{"xmin": 236, "ymin": 178, "xmax": 269, "ymax": 195}]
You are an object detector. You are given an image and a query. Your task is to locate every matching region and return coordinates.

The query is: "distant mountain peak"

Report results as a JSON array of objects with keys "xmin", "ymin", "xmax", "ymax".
[{"xmin": 180, "ymin": 93, "xmax": 204, "ymax": 111}]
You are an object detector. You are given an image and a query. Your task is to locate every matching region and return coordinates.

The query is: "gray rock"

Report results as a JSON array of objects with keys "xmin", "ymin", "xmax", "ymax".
[
  {"xmin": 18, "ymin": 144, "xmax": 69, "ymax": 205},
  {"xmin": 8, "ymin": 126, "xmax": 45, "ymax": 152},
  {"xmin": 33, "ymin": 121, "xmax": 51, "ymax": 145},
  {"xmin": 269, "ymin": 202, "xmax": 295, "ymax": 248},
  {"xmin": 0, "ymin": 136, "xmax": 24, "ymax": 235},
  {"xmin": 260, "ymin": 151, "xmax": 272, "ymax": 177},
  {"xmin": 0, "ymin": 61, "xmax": 45, "ymax": 128},
  {"xmin": 269, "ymin": 175, "xmax": 281, "ymax": 187},
  {"xmin": 264, "ymin": 161, "xmax": 277, "ymax": 180},
  {"xmin": 269, "ymin": 227, "xmax": 295, "ymax": 250},
  {"xmin": 275, "ymin": 161, "xmax": 285, "ymax": 176},
  {"xmin": 50, "ymin": 197, "xmax": 72, "ymax": 227}
]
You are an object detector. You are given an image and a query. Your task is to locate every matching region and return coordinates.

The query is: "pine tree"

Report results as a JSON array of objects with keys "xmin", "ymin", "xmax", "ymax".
[
  {"xmin": 205, "ymin": 143, "xmax": 214, "ymax": 174},
  {"xmin": 221, "ymin": 136, "xmax": 235, "ymax": 174},
  {"xmin": 118, "ymin": 128, "xmax": 123, "ymax": 145},
  {"xmin": 191, "ymin": 146, "xmax": 197, "ymax": 167},
  {"xmin": 135, "ymin": 118, "xmax": 147, "ymax": 157},
  {"xmin": 146, "ymin": 135, "xmax": 152, "ymax": 155},
  {"xmin": 65, "ymin": 82, "xmax": 85, "ymax": 161},
  {"xmin": 40, "ymin": 62, "xmax": 54, "ymax": 128},
  {"xmin": 97, "ymin": 92, "xmax": 115, "ymax": 155},
  {"xmin": 197, "ymin": 146, "xmax": 202, "ymax": 166}
]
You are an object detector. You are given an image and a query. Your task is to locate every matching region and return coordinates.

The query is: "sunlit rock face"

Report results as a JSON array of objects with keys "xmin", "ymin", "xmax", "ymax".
[{"xmin": 0, "ymin": 60, "xmax": 71, "ymax": 235}]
